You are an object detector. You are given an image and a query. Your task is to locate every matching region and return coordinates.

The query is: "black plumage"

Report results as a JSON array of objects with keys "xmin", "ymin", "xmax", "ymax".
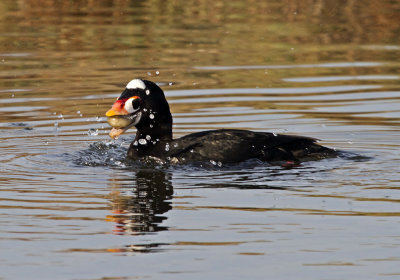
[{"xmin": 106, "ymin": 79, "xmax": 336, "ymax": 164}]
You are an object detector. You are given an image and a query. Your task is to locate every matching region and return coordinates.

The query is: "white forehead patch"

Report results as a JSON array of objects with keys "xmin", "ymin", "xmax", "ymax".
[{"xmin": 126, "ymin": 79, "xmax": 146, "ymax": 90}]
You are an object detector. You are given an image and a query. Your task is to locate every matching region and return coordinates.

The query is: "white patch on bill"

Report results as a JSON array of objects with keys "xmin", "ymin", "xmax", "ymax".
[{"xmin": 126, "ymin": 79, "xmax": 146, "ymax": 90}]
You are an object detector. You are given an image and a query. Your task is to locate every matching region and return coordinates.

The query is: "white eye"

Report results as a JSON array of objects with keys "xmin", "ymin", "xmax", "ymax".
[{"xmin": 124, "ymin": 97, "xmax": 141, "ymax": 113}]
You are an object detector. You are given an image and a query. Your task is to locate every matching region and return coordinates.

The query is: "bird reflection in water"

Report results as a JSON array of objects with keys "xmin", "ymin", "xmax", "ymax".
[{"xmin": 107, "ymin": 169, "xmax": 173, "ymax": 235}]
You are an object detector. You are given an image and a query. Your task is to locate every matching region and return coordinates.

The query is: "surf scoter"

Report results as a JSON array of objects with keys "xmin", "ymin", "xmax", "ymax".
[{"xmin": 105, "ymin": 79, "xmax": 336, "ymax": 165}]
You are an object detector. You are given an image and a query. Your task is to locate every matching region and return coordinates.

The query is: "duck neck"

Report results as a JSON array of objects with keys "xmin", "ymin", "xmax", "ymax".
[{"xmin": 135, "ymin": 122, "xmax": 173, "ymax": 143}]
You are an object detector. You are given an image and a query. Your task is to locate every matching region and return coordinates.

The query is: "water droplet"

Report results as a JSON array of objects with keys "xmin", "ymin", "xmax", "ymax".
[
  {"xmin": 87, "ymin": 128, "xmax": 98, "ymax": 136},
  {"xmin": 58, "ymin": 113, "xmax": 63, "ymax": 119},
  {"xmin": 143, "ymin": 108, "xmax": 147, "ymax": 112},
  {"xmin": 77, "ymin": 110, "xmax": 81, "ymax": 114},
  {"xmin": 165, "ymin": 143, "xmax": 170, "ymax": 151},
  {"xmin": 173, "ymin": 143, "xmax": 178, "ymax": 148},
  {"xmin": 210, "ymin": 160, "xmax": 217, "ymax": 165},
  {"xmin": 146, "ymin": 89, "xmax": 150, "ymax": 95},
  {"xmin": 168, "ymin": 82, "xmax": 173, "ymax": 86},
  {"xmin": 155, "ymin": 71, "xmax": 160, "ymax": 75},
  {"xmin": 149, "ymin": 124, "xmax": 153, "ymax": 128},
  {"xmin": 217, "ymin": 161, "xmax": 222, "ymax": 167},
  {"xmin": 147, "ymin": 72, "xmax": 152, "ymax": 76},
  {"xmin": 138, "ymin": 138, "xmax": 147, "ymax": 145},
  {"xmin": 149, "ymin": 114, "xmax": 154, "ymax": 119},
  {"xmin": 146, "ymin": 135, "xmax": 151, "ymax": 140},
  {"xmin": 11, "ymin": 94, "xmax": 15, "ymax": 98},
  {"xmin": 190, "ymin": 149, "xmax": 194, "ymax": 153},
  {"xmin": 96, "ymin": 116, "xmax": 102, "ymax": 122}
]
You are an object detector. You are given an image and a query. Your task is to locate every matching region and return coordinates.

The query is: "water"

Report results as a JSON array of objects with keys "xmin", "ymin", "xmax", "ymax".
[{"xmin": 1, "ymin": 1, "xmax": 400, "ymax": 279}]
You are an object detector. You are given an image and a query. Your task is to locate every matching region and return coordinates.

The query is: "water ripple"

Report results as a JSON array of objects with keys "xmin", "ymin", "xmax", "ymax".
[
  {"xmin": 194, "ymin": 62, "xmax": 384, "ymax": 71},
  {"xmin": 283, "ymin": 75, "xmax": 399, "ymax": 83}
]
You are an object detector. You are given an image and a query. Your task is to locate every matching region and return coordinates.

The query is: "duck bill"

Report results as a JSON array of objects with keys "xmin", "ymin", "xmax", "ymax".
[
  {"xmin": 108, "ymin": 124, "xmax": 134, "ymax": 139},
  {"xmin": 105, "ymin": 108, "xmax": 121, "ymax": 117},
  {"xmin": 105, "ymin": 106, "xmax": 141, "ymax": 139}
]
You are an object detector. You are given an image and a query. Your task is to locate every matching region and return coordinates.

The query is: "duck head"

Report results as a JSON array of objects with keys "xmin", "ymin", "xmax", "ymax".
[{"xmin": 105, "ymin": 79, "xmax": 173, "ymax": 140}]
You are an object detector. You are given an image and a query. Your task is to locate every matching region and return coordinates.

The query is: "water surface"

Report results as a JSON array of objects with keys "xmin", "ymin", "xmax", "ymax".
[{"xmin": 1, "ymin": 1, "xmax": 400, "ymax": 279}]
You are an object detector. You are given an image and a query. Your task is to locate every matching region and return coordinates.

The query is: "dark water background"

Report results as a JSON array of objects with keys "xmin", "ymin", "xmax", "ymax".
[{"xmin": 0, "ymin": 1, "xmax": 400, "ymax": 279}]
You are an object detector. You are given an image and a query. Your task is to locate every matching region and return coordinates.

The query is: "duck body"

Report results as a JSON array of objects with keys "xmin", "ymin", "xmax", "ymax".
[
  {"xmin": 128, "ymin": 129, "xmax": 336, "ymax": 164},
  {"xmin": 106, "ymin": 79, "xmax": 336, "ymax": 165}
]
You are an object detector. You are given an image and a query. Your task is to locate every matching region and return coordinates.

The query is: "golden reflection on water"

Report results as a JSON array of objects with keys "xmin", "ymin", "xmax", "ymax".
[
  {"xmin": 1, "ymin": 0, "xmax": 399, "ymax": 134},
  {"xmin": 1, "ymin": 0, "xmax": 400, "ymax": 87}
]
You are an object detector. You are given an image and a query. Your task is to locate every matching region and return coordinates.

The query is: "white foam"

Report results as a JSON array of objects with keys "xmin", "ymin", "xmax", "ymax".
[{"xmin": 126, "ymin": 79, "xmax": 146, "ymax": 90}]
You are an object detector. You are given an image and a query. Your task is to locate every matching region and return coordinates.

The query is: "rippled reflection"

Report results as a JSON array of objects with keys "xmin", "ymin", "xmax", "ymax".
[{"xmin": 107, "ymin": 169, "xmax": 173, "ymax": 235}]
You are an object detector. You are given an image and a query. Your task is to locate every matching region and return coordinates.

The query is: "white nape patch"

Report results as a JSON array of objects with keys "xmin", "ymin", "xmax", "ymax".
[{"xmin": 126, "ymin": 79, "xmax": 146, "ymax": 90}]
